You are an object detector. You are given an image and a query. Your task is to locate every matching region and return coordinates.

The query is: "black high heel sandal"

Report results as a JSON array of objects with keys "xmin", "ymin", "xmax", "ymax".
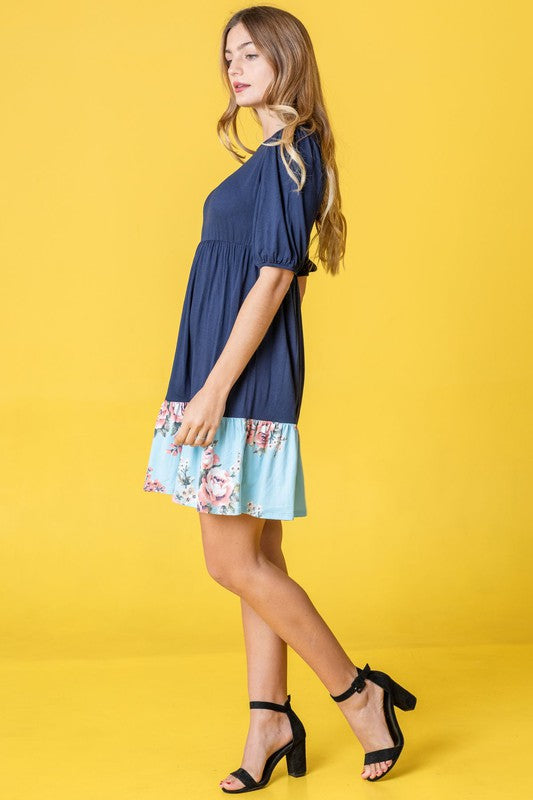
[
  {"xmin": 329, "ymin": 663, "xmax": 417, "ymax": 782},
  {"xmin": 220, "ymin": 695, "xmax": 307, "ymax": 793}
]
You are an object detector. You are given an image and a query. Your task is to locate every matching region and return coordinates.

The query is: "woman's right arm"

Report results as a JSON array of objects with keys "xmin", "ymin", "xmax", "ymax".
[{"xmin": 297, "ymin": 275, "xmax": 307, "ymax": 304}]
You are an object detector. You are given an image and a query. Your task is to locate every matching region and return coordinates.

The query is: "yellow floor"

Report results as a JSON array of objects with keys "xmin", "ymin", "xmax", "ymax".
[{"xmin": 0, "ymin": 642, "xmax": 530, "ymax": 798}]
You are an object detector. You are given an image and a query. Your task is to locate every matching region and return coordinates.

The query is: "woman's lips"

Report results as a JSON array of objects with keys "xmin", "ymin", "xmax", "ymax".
[{"xmin": 234, "ymin": 84, "xmax": 250, "ymax": 93}]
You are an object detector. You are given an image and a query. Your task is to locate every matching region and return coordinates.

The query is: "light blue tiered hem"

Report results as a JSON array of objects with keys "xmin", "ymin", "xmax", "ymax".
[{"xmin": 143, "ymin": 400, "xmax": 307, "ymax": 520}]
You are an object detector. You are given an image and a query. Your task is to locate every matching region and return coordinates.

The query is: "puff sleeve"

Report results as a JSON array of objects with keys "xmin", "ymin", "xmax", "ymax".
[{"xmin": 252, "ymin": 131, "xmax": 324, "ymax": 277}]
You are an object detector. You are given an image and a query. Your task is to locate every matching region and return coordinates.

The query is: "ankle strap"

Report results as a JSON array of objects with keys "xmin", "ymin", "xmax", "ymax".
[
  {"xmin": 249, "ymin": 694, "xmax": 291, "ymax": 712},
  {"xmin": 330, "ymin": 663, "xmax": 372, "ymax": 702}
]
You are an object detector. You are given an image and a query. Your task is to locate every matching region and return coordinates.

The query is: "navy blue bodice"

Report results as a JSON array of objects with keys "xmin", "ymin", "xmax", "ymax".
[{"xmin": 165, "ymin": 126, "xmax": 324, "ymax": 424}]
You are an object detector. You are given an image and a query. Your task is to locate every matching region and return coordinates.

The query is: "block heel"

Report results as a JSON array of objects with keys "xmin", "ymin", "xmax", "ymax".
[
  {"xmin": 329, "ymin": 662, "xmax": 417, "ymax": 782},
  {"xmin": 286, "ymin": 735, "xmax": 307, "ymax": 777},
  {"xmin": 221, "ymin": 695, "xmax": 307, "ymax": 793},
  {"xmin": 388, "ymin": 677, "xmax": 417, "ymax": 711}
]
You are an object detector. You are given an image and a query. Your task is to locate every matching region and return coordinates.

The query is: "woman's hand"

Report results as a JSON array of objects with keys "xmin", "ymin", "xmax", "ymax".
[{"xmin": 173, "ymin": 385, "xmax": 227, "ymax": 448}]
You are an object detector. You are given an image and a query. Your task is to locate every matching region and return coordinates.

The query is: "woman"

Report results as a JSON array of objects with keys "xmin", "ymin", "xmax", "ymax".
[{"xmin": 143, "ymin": 5, "xmax": 417, "ymax": 791}]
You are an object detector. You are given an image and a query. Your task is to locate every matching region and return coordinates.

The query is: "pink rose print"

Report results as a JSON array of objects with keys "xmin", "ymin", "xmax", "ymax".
[
  {"xmin": 198, "ymin": 467, "xmax": 235, "ymax": 509},
  {"xmin": 201, "ymin": 444, "xmax": 221, "ymax": 471},
  {"xmin": 245, "ymin": 419, "xmax": 289, "ymax": 455},
  {"xmin": 143, "ymin": 466, "xmax": 166, "ymax": 492},
  {"xmin": 166, "ymin": 441, "xmax": 183, "ymax": 457},
  {"xmin": 152, "ymin": 400, "xmax": 189, "ymax": 451},
  {"xmin": 246, "ymin": 420, "xmax": 275, "ymax": 450},
  {"xmin": 155, "ymin": 401, "xmax": 170, "ymax": 430}
]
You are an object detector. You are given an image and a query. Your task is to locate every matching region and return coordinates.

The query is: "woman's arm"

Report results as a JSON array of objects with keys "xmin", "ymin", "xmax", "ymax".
[
  {"xmin": 205, "ymin": 266, "xmax": 294, "ymax": 396},
  {"xmin": 297, "ymin": 275, "xmax": 307, "ymax": 304},
  {"xmin": 173, "ymin": 266, "xmax": 295, "ymax": 448}
]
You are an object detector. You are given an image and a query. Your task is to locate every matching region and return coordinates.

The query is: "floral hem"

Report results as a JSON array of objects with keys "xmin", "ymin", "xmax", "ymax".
[{"xmin": 143, "ymin": 400, "xmax": 307, "ymax": 520}]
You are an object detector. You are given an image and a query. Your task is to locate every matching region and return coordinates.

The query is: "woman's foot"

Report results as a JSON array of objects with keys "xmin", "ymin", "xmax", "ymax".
[
  {"xmin": 335, "ymin": 673, "xmax": 395, "ymax": 780},
  {"xmin": 219, "ymin": 706, "xmax": 294, "ymax": 791}
]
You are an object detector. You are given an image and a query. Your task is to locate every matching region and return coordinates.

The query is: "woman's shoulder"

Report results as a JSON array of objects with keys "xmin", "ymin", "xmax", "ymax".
[
  {"xmin": 294, "ymin": 126, "xmax": 323, "ymax": 165},
  {"xmin": 260, "ymin": 124, "xmax": 322, "ymax": 167},
  {"xmin": 294, "ymin": 124, "xmax": 320, "ymax": 144}
]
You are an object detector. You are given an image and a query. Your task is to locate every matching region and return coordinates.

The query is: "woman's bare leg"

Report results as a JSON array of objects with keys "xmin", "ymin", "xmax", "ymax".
[
  {"xmin": 199, "ymin": 512, "xmax": 395, "ymax": 783},
  {"xmin": 219, "ymin": 519, "xmax": 293, "ymax": 790}
]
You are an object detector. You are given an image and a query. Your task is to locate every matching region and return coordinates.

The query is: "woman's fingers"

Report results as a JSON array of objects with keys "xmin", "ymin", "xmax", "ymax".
[
  {"xmin": 174, "ymin": 423, "xmax": 197, "ymax": 446},
  {"xmin": 199, "ymin": 426, "xmax": 216, "ymax": 448},
  {"xmin": 190, "ymin": 425, "xmax": 210, "ymax": 447},
  {"xmin": 174, "ymin": 421, "xmax": 216, "ymax": 447}
]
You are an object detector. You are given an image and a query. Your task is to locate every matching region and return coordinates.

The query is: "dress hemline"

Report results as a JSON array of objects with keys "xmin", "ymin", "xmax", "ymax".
[{"xmin": 143, "ymin": 400, "xmax": 308, "ymax": 520}]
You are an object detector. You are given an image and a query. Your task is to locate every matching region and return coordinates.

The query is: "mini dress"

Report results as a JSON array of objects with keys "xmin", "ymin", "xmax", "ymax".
[{"xmin": 143, "ymin": 124, "xmax": 325, "ymax": 519}]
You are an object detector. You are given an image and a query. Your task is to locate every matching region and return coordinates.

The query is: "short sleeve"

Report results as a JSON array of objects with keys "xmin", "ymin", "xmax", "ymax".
[{"xmin": 252, "ymin": 131, "xmax": 323, "ymax": 277}]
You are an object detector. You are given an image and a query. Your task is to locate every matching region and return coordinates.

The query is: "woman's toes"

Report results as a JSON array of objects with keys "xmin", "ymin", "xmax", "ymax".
[
  {"xmin": 220, "ymin": 775, "xmax": 243, "ymax": 790},
  {"xmin": 362, "ymin": 758, "xmax": 393, "ymax": 780}
]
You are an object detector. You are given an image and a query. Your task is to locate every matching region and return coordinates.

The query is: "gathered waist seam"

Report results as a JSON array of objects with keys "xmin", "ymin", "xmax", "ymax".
[{"xmin": 199, "ymin": 238, "xmax": 252, "ymax": 247}]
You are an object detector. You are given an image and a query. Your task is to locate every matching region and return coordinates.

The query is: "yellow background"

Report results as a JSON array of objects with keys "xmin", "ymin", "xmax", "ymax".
[{"xmin": 1, "ymin": 2, "xmax": 532, "ymax": 798}]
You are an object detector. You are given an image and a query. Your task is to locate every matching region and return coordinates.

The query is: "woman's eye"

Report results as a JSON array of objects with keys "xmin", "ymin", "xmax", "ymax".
[{"xmin": 226, "ymin": 54, "xmax": 258, "ymax": 67}]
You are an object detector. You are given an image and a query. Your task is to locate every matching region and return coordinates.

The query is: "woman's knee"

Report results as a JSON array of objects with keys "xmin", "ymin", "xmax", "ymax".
[
  {"xmin": 260, "ymin": 519, "xmax": 285, "ymax": 568},
  {"xmin": 199, "ymin": 512, "xmax": 264, "ymax": 592},
  {"xmin": 204, "ymin": 553, "xmax": 257, "ymax": 594},
  {"xmin": 204, "ymin": 551, "xmax": 234, "ymax": 589}
]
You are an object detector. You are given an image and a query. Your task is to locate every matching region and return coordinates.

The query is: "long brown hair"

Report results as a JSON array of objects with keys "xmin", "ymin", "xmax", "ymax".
[{"xmin": 217, "ymin": 6, "xmax": 346, "ymax": 276}]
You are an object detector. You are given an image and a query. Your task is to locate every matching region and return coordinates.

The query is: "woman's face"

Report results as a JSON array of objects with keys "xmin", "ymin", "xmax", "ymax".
[{"xmin": 225, "ymin": 22, "xmax": 275, "ymax": 109}]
